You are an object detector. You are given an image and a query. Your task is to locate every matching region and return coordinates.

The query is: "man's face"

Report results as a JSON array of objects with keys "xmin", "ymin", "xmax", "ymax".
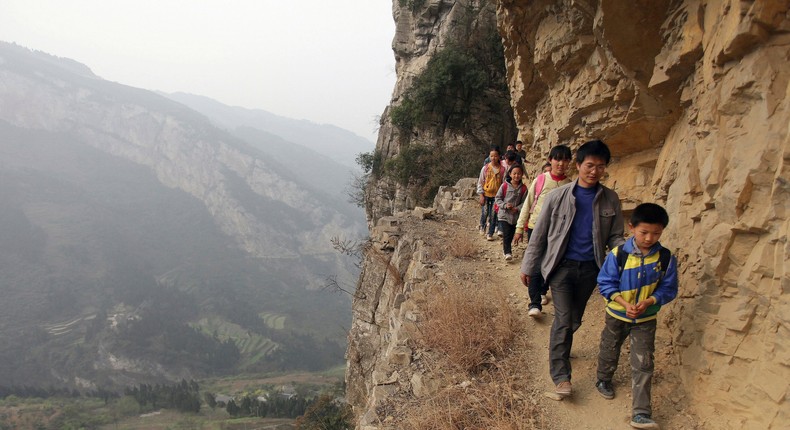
[{"xmin": 576, "ymin": 155, "xmax": 607, "ymax": 188}]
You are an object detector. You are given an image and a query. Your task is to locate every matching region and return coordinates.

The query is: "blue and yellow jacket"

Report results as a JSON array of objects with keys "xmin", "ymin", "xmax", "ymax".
[{"xmin": 597, "ymin": 237, "xmax": 678, "ymax": 323}]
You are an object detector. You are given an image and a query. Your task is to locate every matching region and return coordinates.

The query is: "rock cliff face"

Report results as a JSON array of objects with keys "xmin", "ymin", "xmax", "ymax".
[
  {"xmin": 348, "ymin": 0, "xmax": 789, "ymax": 428},
  {"xmin": 497, "ymin": 0, "xmax": 789, "ymax": 425},
  {"xmin": 366, "ymin": 0, "xmax": 516, "ymax": 223}
]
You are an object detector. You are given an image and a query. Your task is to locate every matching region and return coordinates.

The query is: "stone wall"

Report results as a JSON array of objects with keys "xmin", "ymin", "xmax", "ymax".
[{"xmin": 497, "ymin": 0, "xmax": 789, "ymax": 426}]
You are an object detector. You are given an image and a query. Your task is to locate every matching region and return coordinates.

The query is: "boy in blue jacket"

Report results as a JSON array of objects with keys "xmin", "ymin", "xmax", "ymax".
[{"xmin": 595, "ymin": 203, "xmax": 678, "ymax": 430}]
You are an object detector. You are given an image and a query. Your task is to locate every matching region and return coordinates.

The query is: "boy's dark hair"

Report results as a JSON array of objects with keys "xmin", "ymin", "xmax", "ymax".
[
  {"xmin": 516, "ymin": 140, "xmax": 523, "ymax": 146},
  {"xmin": 542, "ymin": 162, "xmax": 551, "ymax": 169},
  {"xmin": 504, "ymin": 150, "xmax": 518, "ymax": 162},
  {"xmin": 575, "ymin": 139, "xmax": 611, "ymax": 164},
  {"xmin": 630, "ymin": 203, "xmax": 669, "ymax": 228},
  {"xmin": 548, "ymin": 144, "xmax": 572, "ymax": 161}
]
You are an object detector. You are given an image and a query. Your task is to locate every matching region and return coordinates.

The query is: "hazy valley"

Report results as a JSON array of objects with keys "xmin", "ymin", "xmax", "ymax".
[{"xmin": 0, "ymin": 41, "xmax": 368, "ymax": 392}]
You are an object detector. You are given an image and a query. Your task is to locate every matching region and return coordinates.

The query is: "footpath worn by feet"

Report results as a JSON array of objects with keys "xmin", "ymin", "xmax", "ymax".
[{"xmin": 466, "ymin": 202, "xmax": 698, "ymax": 430}]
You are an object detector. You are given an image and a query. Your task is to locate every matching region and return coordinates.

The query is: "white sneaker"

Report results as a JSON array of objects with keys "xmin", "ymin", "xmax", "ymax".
[
  {"xmin": 479, "ymin": 226, "xmax": 486, "ymax": 235},
  {"xmin": 504, "ymin": 253, "xmax": 512, "ymax": 261},
  {"xmin": 528, "ymin": 308, "xmax": 542, "ymax": 318},
  {"xmin": 541, "ymin": 295, "xmax": 549, "ymax": 305},
  {"xmin": 486, "ymin": 234, "xmax": 494, "ymax": 241}
]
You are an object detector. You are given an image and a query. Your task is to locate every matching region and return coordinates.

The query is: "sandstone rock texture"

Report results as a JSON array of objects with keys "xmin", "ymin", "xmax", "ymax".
[
  {"xmin": 366, "ymin": 0, "xmax": 516, "ymax": 224},
  {"xmin": 497, "ymin": 0, "xmax": 789, "ymax": 426}
]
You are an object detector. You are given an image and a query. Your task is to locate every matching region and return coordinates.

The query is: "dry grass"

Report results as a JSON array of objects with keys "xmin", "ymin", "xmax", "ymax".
[
  {"xmin": 446, "ymin": 235, "xmax": 479, "ymax": 259},
  {"xmin": 420, "ymin": 282, "xmax": 520, "ymax": 373},
  {"xmin": 400, "ymin": 372, "xmax": 538, "ymax": 430},
  {"xmin": 397, "ymin": 282, "xmax": 541, "ymax": 429}
]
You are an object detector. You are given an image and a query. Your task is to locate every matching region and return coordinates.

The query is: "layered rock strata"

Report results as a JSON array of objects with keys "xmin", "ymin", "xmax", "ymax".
[{"xmin": 497, "ymin": 0, "xmax": 789, "ymax": 426}]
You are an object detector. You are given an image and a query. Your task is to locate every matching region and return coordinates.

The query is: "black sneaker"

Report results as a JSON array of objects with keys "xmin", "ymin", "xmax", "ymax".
[
  {"xmin": 595, "ymin": 379, "xmax": 614, "ymax": 399},
  {"xmin": 630, "ymin": 413, "xmax": 659, "ymax": 429}
]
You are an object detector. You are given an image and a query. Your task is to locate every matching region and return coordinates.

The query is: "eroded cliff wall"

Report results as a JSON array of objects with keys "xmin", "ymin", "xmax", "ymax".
[
  {"xmin": 497, "ymin": 0, "xmax": 789, "ymax": 425},
  {"xmin": 366, "ymin": 0, "xmax": 516, "ymax": 223}
]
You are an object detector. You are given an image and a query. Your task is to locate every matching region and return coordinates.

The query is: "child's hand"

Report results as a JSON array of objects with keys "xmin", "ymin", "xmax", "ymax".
[
  {"xmin": 624, "ymin": 303, "xmax": 641, "ymax": 319},
  {"xmin": 479, "ymin": 195, "xmax": 485, "ymax": 206},
  {"xmin": 633, "ymin": 298, "xmax": 655, "ymax": 316},
  {"xmin": 513, "ymin": 233, "xmax": 522, "ymax": 246}
]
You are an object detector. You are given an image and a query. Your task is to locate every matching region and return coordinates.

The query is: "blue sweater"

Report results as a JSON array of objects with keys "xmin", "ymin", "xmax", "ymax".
[{"xmin": 597, "ymin": 237, "xmax": 679, "ymax": 323}]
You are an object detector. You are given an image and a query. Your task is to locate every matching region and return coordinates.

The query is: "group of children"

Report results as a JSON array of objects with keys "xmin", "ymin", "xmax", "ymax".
[{"xmin": 476, "ymin": 139, "xmax": 679, "ymax": 430}]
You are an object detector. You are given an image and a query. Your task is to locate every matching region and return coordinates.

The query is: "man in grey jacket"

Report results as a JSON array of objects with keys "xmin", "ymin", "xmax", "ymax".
[{"xmin": 519, "ymin": 139, "xmax": 625, "ymax": 397}]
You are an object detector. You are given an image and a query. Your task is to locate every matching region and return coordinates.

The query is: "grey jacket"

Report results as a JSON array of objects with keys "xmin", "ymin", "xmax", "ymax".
[
  {"xmin": 520, "ymin": 180, "xmax": 625, "ymax": 279},
  {"xmin": 494, "ymin": 181, "xmax": 528, "ymax": 225}
]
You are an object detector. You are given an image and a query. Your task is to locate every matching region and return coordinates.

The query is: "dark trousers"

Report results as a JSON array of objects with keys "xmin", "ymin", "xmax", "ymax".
[
  {"xmin": 597, "ymin": 314, "xmax": 657, "ymax": 416},
  {"xmin": 547, "ymin": 259, "xmax": 599, "ymax": 384},
  {"xmin": 527, "ymin": 228, "xmax": 549, "ymax": 310},
  {"xmin": 479, "ymin": 196, "xmax": 498, "ymax": 235},
  {"xmin": 498, "ymin": 221, "xmax": 516, "ymax": 255}
]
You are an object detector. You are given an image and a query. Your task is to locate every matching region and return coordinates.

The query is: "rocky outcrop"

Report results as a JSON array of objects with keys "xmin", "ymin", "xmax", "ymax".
[
  {"xmin": 366, "ymin": 0, "xmax": 516, "ymax": 224},
  {"xmin": 497, "ymin": 0, "xmax": 789, "ymax": 426},
  {"xmin": 350, "ymin": 0, "xmax": 789, "ymax": 428}
]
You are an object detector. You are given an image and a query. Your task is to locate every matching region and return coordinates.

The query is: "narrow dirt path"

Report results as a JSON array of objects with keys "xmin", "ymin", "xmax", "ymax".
[{"xmin": 460, "ymin": 202, "xmax": 697, "ymax": 430}]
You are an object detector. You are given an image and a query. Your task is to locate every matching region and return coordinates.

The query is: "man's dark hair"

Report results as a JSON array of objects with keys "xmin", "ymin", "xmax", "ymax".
[
  {"xmin": 575, "ymin": 139, "xmax": 611, "ymax": 164},
  {"xmin": 548, "ymin": 145, "xmax": 572, "ymax": 161},
  {"xmin": 630, "ymin": 203, "xmax": 669, "ymax": 228}
]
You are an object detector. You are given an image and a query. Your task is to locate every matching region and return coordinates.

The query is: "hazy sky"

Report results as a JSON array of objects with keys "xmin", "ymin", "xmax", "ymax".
[{"xmin": 0, "ymin": 1, "xmax": 397, "ymax": 143}]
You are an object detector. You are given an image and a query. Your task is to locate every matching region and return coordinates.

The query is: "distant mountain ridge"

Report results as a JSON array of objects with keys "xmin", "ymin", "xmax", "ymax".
[
  {"xmin": 164, "ymin": 92, "xmax": 374, "ymax": 168},
  {"xmin": 0, "ymin": 41, "xmax": 363, "ymax": 389}
]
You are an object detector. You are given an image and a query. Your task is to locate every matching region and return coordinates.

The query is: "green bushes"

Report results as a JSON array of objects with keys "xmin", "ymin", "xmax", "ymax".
[
  {"xmin": 390, "ymin": 45, "xmax": 490, "ymax": 130},
  {"xmin": 356, "ymin": 143, "xmax": 483, "ymax": 207}
]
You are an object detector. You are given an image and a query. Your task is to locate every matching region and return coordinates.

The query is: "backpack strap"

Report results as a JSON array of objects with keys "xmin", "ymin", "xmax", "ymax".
[
  {"xmin": 518, "ymin": 184, "xmax": 527, "ymax": 201},
  {"xmin": 530, "ymin": 173, "xmax": 547, "ymax": 213},
  {"xmin": 615, "ymin": 245, "xmax": 672, "ymax": 281},
  {"xmin": 494, "ymin": 182, "xmax": 507, "ymax": 213}
]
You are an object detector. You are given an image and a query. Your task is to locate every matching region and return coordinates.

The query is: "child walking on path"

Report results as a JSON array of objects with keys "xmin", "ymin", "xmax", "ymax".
[
  {"xmin": 477, "ymin": 147, "xmax": 504, "ymax": 240},
  {"xmin": 494, "ymin": 164, "xmax": 528, "ymax": 261},
  {"xmin": 513, "ymin": 145, "xmax": 572, "ymax": 316},
  {"xmin": 595, "ymin": 203, "xmax": 679, "ymax": 430}
]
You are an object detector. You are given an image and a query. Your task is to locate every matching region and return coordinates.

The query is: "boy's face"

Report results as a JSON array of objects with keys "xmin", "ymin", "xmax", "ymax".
[
  {"xmin": 629, "ymin": 222, "xmax": 664, "ymax": 253},
  {"xmin": 576, "ymin": 155, "xmax": 607, "ymax": 188},
  {"xmin": 516, "ymin": 143, "xmax": 523, "ymax": 151},
  {"xmin": 549, "ymin": 157, "xmax": 570, "ymax": 177},
  {"xmin": 510, "ymin": 168, "xmax": 523, "ymax": 184},
  {"xmin": 489, "ymin": 151, "xmax": 500, "ymax": 164}
]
